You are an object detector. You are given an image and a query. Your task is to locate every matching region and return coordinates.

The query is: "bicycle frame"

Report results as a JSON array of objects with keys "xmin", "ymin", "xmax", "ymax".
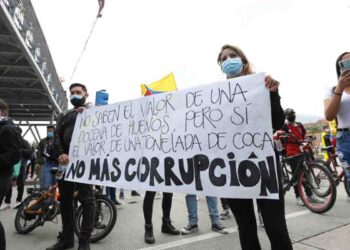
[
  {"xmin": 320, "ymin": 146, "xmax": 344, "ymax": 182},
  {"xmin": 278, "ymin": 134, "xmax": 321, "ymax": 192},
  {"xmin": 24, "ymin": 184, "xmax": 59, "ymax": 216},
  {"xmin": 281, "ymin": 151, "xmax": 313, "ymax": 192}
]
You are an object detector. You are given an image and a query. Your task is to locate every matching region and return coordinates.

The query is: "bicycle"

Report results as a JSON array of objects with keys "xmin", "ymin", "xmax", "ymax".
[
  {"xmin": 316, "ymin": 145, "xmax": 350, "ymax": 197},
  {"xmin": 277, "ymin": 133, "xmax": 337, "ymax": 213},
  {"xmin": 14, "ymin": 169, "xmax": 117, "ymax": 243}
]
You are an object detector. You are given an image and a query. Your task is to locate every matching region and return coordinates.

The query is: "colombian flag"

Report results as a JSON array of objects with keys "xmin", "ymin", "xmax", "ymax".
[{"xmin": 141, "ymin": 73, "xmax": 177, "ymax": 96}]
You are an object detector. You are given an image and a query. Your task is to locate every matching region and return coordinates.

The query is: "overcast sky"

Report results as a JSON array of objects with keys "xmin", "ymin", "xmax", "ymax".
[{"xmin": 31, "ymin": 0, "xmax": 350, "ymax": 121}]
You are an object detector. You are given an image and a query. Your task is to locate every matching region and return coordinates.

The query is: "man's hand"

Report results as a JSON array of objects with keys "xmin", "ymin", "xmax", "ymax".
[
  {"xmin": 75, "ymin": 107, "xmax": 86, "ymax": 113},
  {"xmin": 58, "ymin": 153, "xmax": 69, "ymax": 165}
]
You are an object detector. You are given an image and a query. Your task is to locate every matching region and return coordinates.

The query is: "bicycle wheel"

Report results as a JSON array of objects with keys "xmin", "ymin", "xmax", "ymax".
[
  {"xmin": 14, "ymin": 193, "xmax": 42, "ymax": 234},
  {"xmin": 313, "ymin": 158, "xmax": 339, "ymax": 185},
  {"xmin": 74, "ymin": 196, "xmax": 117, "ymax": 243},
  {"xmin": 344, "ymin": 174, "xmax": 350, "ymax": 197},
  {"xmin": 298, "ymin": 163, "xmax": 337, "ymax": 214}
]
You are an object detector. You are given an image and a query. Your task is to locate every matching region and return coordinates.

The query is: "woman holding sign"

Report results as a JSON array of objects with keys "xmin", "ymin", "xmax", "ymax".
[{"xmin": 217, "ymin": 44, "xmax": 292, "ymax": 250}]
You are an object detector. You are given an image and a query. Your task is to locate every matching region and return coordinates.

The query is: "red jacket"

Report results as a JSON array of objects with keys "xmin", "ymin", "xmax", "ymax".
[{"xmin": 284, "ymin": 122, "xmax": 305, "ymax": 157}]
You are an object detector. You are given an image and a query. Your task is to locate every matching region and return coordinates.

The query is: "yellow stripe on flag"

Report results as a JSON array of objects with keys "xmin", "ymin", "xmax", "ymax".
[{"xmin": 141, "ymin": 72, "xmax": 177, "ymax": 96}]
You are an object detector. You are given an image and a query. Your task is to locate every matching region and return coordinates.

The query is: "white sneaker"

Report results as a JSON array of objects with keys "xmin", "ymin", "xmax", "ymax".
[
  {"xmin": 181, "ymin": 224, "xmax": 198, "ymax": 235},
  {"xmin": 296, "ymin": 197, "xmax": 305, "ymax": 206},
  {"xmin": 212, "ymin": 223, "xmax": 229, "ymax": 234},
  {"xmin": 0, "ymin": 203, "xmax": 11, "ymax": 210},
  {"xmin": 308, "ymin": 195, "xmax": 324, "ymax": 204}
]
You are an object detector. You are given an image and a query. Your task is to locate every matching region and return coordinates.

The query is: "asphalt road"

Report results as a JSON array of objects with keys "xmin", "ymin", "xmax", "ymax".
[{"xmin": 1, "ymin": 185, "xmax": 350, "ymax": 250}]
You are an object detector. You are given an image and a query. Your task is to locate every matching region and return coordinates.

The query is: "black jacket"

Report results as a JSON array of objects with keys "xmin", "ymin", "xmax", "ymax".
[
  {"xmin": 54, "ymin": 103, "xmax": 93, "ymax": 157},
  {"xmin": 0, "ymin": 118, "xmax": 22, "ymax": 177},
  {"xmin": 54, "ymin": 109, "xmax": 79, "ymax": 157},
  {"xmin": 38, "ymin": 136, "xmax": 58, "ymax": 163},
  {"xmin": 270, "ymin": 91, "xmax": 285, "ymax": 132},
  {"xmin": 21, "ymin": 137, "xmax": 33, "ymax": 161}
]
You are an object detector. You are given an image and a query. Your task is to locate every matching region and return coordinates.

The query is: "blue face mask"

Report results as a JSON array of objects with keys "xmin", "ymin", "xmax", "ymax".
[
  {"xmin": 221, "ymin": 57, "xmax": 243, "ymax": 77},
  {"xmin": 47, "ymin": 131, "xmax": 54, "ymax": 138}
]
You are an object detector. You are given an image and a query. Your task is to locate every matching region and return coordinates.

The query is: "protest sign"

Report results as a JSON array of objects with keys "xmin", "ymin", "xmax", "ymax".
[{"xmin": 64, "ymin": 73, "xmax": 279, "ymax": 199}]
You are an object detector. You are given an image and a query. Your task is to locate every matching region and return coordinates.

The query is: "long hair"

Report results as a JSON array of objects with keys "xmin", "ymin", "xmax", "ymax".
[
  {"xmin": 217, "ymin": 44, "xmax": 253, "ymax": 75},
  {"xmin": 336, "ymin": 52, "xmax": 350, "ymax": 78}
]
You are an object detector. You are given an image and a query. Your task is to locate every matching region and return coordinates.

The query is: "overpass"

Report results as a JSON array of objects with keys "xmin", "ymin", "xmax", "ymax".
[{"xmin": 0, "ymin": 0, "xmax": 68, "ymax": 142}]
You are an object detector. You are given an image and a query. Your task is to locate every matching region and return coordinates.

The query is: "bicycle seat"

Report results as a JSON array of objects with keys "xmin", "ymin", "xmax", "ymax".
[{"xmin": 50, "ymin": 167, "xmax": 59, "ymax": 175}]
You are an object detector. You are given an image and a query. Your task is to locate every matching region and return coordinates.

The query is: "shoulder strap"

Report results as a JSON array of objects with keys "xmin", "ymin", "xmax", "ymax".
[{"xmin": 331, "ymin": 86, "xmax": 338, "ymax": 129}]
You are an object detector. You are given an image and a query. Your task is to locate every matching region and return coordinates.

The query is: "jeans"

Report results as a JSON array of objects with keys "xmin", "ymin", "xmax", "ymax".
[
  {"xmin": 185, "ymin": 195, "xmax": 219, "ymax": 225},
  {"xmin": 337, "ymin": 131, "xmax": 350, "ymax": 164},
  {"xmin": 106, "ymin": 187, "xmax": 116, "ymax": 201},
  {"xmin": 40, "ymin": 161, "xmax": 58, "ymax": 189}
]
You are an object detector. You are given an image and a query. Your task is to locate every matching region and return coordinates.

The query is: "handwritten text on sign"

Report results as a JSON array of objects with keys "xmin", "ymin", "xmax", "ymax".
[{"xmin": 65, "ymin": 73, "xmax": 278, "ymax": 199}]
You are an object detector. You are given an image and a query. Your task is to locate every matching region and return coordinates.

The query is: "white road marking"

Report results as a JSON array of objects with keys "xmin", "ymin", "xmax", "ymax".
[{"xmin": 139, "ymin": 210, "xmax": 311, "ymax": 250}]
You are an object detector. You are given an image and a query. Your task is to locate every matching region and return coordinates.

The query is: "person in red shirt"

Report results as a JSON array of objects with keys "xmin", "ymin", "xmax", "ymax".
[{"xmin": 283, "ymin": 108, "xmax": 323, "ymax": 206}]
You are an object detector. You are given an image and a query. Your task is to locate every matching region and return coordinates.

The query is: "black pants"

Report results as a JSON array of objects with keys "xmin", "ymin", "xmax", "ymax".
[
  {"xmin": 58, "ymin": 179, "xmax": 95, "ymax": 242},
  {"xmin": 143, "ymin": 191, "xmax": 173, "ymax": 225},
  {"xmin": 227, "ymin": 158, "xmax": 292, "ymax": 250},
  {"xmin": 287, "ymin": 154, "xmax": 312, "ymax": 197},
  {"xmin": 0, "ymin": 221, "xmax": 5, "ymax": 250},
  {"xmin": 5, "ymin": 164, "xmax": 25, "ymax": 203},
  {"xmin": 220, "ymin": 198, "xmax": 229, "ymax": 210},
  {"xmin": 0, "ymin": 176, "xmax": 11, "ymax": 207}
]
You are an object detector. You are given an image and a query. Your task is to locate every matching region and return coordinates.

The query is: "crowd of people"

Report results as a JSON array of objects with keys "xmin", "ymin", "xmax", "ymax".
[{"xmin": 0, "ymin": 46, "xmax": 350, "ymax": 250}]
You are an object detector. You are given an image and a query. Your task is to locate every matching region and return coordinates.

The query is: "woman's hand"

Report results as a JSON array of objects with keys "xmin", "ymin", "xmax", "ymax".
[
  {"xmin": 337, "ymin": 70, "xmax": 350, "ymax": 92},
  {"xmin": 265, "ymin": 75, "xmax": 279, "ymax": 92}
]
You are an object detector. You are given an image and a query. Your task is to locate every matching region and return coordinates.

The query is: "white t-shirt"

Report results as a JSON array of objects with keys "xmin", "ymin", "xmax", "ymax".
[{"xmin": 324, "ymin": 86, "xmax": 350, "ymax": 128}]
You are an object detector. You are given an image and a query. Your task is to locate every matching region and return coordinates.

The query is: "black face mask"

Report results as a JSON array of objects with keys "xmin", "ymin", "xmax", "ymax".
[
  {"xmin": 70, "ymin": 96, "xmax": 86, "ymax": 107},
  {"xmin": 287, "ymin": 115, "xmax": 296, "ymax": 123}
]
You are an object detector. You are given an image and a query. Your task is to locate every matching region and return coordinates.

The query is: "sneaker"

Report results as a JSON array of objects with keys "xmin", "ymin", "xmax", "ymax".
[
  {"xmin": 296, "ymin": 197, "xmax": 305, "ymax": 206},
  {"xmin": 212, "ymin": 223, "xmax": 229, "ymax": 234},
  {"xmin": 308, "ymin": 195, "xmax": 324, "ymax": 204},
  {"xmin": 113, "ymin": 199, "xmax": 124, "ymax": 206},
  {"xmin": 0, "ymin": 203, "xmax": 11, "ymax": 210},
  {"xmin": 131, "ymin": 190, "xmax": 141, "ymax": 196},
  {"xmin": 180, "ymin": 224, "xmax": 198, "ymax": 235},
  {"xmin": 119, "ymin": 191, "xmax": 124, "ymax": 200},
  {"xmin": 155, "ymin": 192, "xmax": 162, "ymax": 200},
  {"xmin": 220, "ymin": 209, "xmax": 230, "ymax": 220}
]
